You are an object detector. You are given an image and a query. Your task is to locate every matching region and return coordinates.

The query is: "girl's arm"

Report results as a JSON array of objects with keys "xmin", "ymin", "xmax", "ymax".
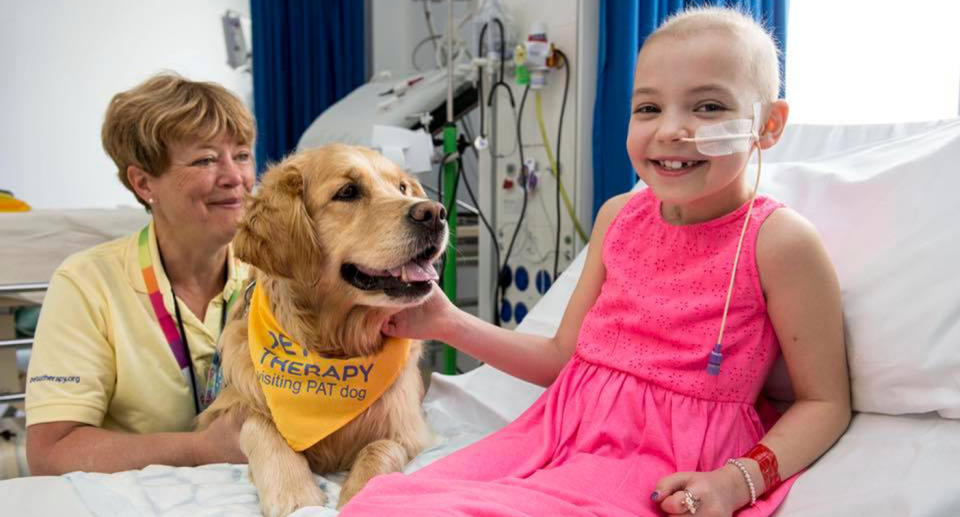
[
  {"xmin": 740, "ymin": 207, "xmax": 851, "ymax": 487},
  {"xmin": 655, "ymin": 208, "xmax": 851, "ymax": 514},
  {"xmin": 383, "ymin": 193, "xmax": 633, "ymax": 387}
]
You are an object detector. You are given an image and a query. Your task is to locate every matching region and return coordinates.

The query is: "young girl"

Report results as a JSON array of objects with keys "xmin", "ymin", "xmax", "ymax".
[{"xmin": 341, "ymin": 7, "xmax": 850, "ymax": 516}]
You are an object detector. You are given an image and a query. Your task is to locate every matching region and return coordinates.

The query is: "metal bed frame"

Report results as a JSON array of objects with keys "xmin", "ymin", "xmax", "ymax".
[{"xmin": 0, "ymin": 282, "xmax": 46, "ymax": 403}]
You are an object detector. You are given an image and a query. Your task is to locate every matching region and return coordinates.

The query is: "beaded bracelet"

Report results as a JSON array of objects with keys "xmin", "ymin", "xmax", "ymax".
[{"xmin": 726, "ymin": 458, "xmax": 757, "ymax": 506}]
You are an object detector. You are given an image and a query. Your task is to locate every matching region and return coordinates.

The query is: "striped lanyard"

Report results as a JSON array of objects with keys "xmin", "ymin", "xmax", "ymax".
[{"xmin": 137, "ymin": 226, "xmax": 237, "ymax": 414}]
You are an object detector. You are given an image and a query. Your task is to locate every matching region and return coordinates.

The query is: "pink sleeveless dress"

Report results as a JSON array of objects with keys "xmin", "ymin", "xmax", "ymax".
[{"xmin": 340, "ymin": 188, "xmax": 794, "ymax": 516}]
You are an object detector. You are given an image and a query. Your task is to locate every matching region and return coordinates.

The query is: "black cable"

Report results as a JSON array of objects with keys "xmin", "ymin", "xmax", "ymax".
[
  {"xmin": 478, "ymin": 19, "xmax": 516, "ymax": 114},
  {"xmin": 477, "ymin": 18, "xmax": 518, "ymax": 325},
  {"xmin": 457, "ymin": 151, "xmax": 501, "ymax": 326},
  {"xmin": 498, "ymin": 84, "xmax": 530, "ymax": 322},
  {"xmin": 553, "ymin": 49, "xmax": 571, "ymax": 280},
  {"xmin": 477, "ymin": 63, "xmax": 485, "ymax": 137}
]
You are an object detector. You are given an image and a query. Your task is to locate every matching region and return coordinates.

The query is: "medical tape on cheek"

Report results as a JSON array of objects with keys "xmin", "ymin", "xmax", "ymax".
[{"xmin": 679, "ymin": 102, "xmax": 762, "ymax": 156}]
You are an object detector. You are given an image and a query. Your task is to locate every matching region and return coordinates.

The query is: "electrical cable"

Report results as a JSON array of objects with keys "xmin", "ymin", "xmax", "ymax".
[
  {"xmin": 498, "ymin": 84, "xmax": 530, "ymax": 322},
  {"xmin": 455, "ymin": 119, "xmax": 503, "ymax": 325},
  {"xmin": 457, "ymin": 153, "xmax": 502, "ymax": 326},
  {"xmin": 553, "ymin": 49, "xmax": 571, "ymax": 279},
  {"xmin": 477, "ymin": 17, "xmax": 519, "ymax": 325},
  {"xmin": 477, "ymin": 60, "xmax": 485, "ymax": 137},
  {"xmin": 478, "ymin": 19, "xmax": 516, "ymax": 114},
  {"xmin": 534, "ymin": 87, "xmax": 588, "ymax": 244}
]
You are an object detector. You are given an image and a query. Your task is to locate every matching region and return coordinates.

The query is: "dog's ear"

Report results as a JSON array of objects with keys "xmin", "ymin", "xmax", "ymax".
[{"xmin": 235, "ymin": 163, "xmax": 320, "ymax": 279}]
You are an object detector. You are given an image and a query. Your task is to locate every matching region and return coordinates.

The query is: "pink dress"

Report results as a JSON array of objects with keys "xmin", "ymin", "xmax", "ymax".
[{"xmin": 340, "ymin": 188, "xmax": 794, "ymax": 516}]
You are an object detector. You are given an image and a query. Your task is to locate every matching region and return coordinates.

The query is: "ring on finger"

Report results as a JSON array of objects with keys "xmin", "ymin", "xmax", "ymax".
[{"xmin": 682, "ymin": 489, "xmax": 701, "ymax": 515}]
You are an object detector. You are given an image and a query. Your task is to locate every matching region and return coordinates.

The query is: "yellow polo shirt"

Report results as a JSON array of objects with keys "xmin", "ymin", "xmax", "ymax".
[{"xmin": 25, "ymin": 222, "xmax": 248, "ymax": 434}]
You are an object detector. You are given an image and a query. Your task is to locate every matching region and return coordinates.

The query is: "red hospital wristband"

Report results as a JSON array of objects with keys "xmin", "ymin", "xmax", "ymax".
[{"xmin": 745, "ymin": 443, "xmax": 781, "ymax": 492}]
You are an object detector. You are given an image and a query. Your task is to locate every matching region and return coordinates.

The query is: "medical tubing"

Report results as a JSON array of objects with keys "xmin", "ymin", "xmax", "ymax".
[
  {"xmin": 533, "ymin": 94, "xmax": 588, "ymax": 244},
  {"xmin": 714, "ymin": 145, "xmax": 763, "ymax": 357},
  {"xmin": 458, "ymin": 154, "xmax": 502, "ymax": 326},
  {"xmin": 477, "ymin": 18, "xmax": 507, "ymax": 80},
  {"xmin": 477, "ymin": 65, "xmax": 485, "ymax": 136},
  {"xmin": 479, "ymin": 19, "xmax": 516, "ymax": 111},
  {"xmin": 412, "ymin": 35, "xmax": 443, "ymax": 72},
  {"xmin": 459, "ymin": 122, "xmax": 502, "ymax": 325},
  {"xmin": 422, "ymin": 0, "xmax": 439, "ymax": 54},
  {"xmin": 477, "ymin": 18, "xmax": 517, "ymax": 158},
  {"xmin": 499, "ymin": 84, "xmax": 531, "ymax": 315},
  {"xmin": 553, "ymin": 49, "xmax": 570, "ymax": 279}
]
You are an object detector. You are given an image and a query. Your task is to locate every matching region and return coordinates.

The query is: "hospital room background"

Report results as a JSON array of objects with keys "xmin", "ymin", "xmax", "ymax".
[{"xmin": 2, "ymin": 0, "xmax": 960, "ymax": 515}]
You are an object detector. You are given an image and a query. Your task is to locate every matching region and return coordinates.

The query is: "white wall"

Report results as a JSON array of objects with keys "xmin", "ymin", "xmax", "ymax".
[
  {"xmin": 0, "ymin": 0, "xmax": 252, "ymax": 210},
  {"xmin": 371, "ymin": 0, "xmax": 472, "ymax": 78}
]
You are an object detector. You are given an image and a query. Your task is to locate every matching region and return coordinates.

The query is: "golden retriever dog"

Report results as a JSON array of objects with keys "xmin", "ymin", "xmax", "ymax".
[{"xmin": 198, "ymin": 144, "xmax": 447, "ymax": 516}]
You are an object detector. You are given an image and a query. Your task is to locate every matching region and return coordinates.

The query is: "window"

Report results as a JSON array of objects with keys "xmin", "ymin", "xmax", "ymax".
[{"xmin": 786, "ymin": 1, "xmax": 960, "ymax": 123}]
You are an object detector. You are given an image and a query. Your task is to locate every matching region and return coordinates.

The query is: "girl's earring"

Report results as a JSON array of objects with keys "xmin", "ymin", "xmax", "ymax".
[{"xmin": 147, "ymin": 198, "xmax": 154, "ymax": 204}]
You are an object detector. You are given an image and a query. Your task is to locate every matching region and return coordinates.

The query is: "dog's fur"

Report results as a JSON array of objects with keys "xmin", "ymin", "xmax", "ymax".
[{"xmin": 198, "ymin": 144, "xmax": 447, "ymax": 516}]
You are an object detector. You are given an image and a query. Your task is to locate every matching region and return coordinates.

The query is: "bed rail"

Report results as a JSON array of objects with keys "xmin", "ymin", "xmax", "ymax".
[
  {"xmin": 0, "ymin": 282, "xmax": 48, "ymax": 294},
  {"xmin": 0, "ymin": 282, "xmax": 45, "ymax": 403}
]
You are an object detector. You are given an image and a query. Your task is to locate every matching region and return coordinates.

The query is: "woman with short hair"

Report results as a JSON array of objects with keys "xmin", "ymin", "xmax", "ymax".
[{"xmin": 26, "ymin": 73, "xmax": 255, "ymax": 474}]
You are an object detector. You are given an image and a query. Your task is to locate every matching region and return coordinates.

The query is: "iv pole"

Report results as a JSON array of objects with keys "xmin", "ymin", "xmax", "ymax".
[{"xmin": 441, "ymin": 0, "xmax": 459, "ymax": 375}]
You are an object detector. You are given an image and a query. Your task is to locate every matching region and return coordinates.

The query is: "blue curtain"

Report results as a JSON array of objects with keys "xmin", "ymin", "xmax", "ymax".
[
  {"xmin": 591, "ymin": 0, "xmax": 788, "ymax": 217},
  {"xmin": 251, "ymin": 0, "xmax": 366, "ymax": 174}
]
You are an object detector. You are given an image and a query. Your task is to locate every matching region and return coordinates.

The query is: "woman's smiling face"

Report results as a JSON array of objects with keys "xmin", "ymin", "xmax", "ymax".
[{"xmin": 148, "ymin": 133, "xmax": 254, "ymax": 244}]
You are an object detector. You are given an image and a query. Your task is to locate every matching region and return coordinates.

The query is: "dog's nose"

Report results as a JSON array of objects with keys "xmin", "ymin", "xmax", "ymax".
[{"xmin": 408, "ymin": 201, "xmax": 447, "ymax": 231}]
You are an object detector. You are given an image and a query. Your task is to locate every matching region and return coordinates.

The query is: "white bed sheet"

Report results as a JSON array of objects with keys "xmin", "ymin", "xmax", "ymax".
[{"xmin": 6, "ymin": 378, "xmax": 957, "ymax": 517}]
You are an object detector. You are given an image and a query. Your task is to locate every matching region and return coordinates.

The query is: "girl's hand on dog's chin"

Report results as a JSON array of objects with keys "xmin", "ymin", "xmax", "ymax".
[
  {"xmin": 381, "ymin": 282, "xmax": 456, "ymax": 341},
  {"xmin": 192, "ymin": 412, "xmax": 247, "ymax": 466}
]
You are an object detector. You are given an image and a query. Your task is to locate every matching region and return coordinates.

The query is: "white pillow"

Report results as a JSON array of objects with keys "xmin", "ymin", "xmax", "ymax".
[
  {"xmin": 758, "ymin": 120, "xmax": 960, "ymax": 418},
  {"xmin": 515, "ymin": 120, "xmax": 960, "ymax": 418}
]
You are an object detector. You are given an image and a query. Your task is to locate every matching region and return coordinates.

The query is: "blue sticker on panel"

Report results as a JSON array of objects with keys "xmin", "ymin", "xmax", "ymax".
[
  {"xmin": 515, "ymin": 266, "xmax": 529, "ymax": 291},
  {"xmin": 500, "ymin": 299, "xmax": 513, "ymax": 323},
  {"xmin": 515, "ymin": 302, "xmax": 528, "ymax": 323},
  {"xmin": 535, "ymin": 270, "xmax": 552, "ymax": 294}
]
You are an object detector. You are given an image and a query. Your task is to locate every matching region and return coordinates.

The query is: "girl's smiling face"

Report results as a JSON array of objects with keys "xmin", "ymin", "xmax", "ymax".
[{"xmin": 627, "ymin": 30, "xmax": 766, "ymax": 224}]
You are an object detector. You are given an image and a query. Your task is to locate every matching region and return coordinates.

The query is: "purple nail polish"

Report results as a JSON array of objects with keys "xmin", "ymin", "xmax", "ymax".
[{"xmin": 650, "ymin": 491, "xmax": 660, "ymax": 501}]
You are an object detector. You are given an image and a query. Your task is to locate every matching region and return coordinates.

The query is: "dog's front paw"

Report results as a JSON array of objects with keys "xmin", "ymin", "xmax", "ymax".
[{"xmin": 259, "ymin": 479, "xmax": 326, "ymax": 517}]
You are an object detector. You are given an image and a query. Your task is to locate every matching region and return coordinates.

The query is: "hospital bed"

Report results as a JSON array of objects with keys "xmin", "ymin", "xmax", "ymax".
[{"xmin": 2, "ymin": 119, "xmax": 960, "ymax": 516}]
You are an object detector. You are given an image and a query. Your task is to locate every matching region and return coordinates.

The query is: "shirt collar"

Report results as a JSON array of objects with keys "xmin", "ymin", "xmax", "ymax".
[{"xmin": 127, "ymin": 220, "xmax": 249, "ymax": 329}]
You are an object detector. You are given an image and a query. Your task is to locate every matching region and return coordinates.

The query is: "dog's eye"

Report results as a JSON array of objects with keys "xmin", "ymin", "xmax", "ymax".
[
  {"xmin": 334, "ymin": 183, "xmax": 361, "ymax": 201},
  {"xmin": 399, "ymin": 183, "xmax": 407, "ymax": 194}
]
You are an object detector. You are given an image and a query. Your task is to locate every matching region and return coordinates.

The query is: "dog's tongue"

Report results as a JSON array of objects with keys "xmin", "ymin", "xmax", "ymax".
[{"xmin": 400, "ymin": 260, "xmax": 439, "ymax": 282}]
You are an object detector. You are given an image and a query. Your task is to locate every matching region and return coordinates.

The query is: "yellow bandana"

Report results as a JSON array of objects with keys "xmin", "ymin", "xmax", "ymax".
[{"xmin": 248, "ymin": 285, "xmax": 411, "ymax": 451}]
